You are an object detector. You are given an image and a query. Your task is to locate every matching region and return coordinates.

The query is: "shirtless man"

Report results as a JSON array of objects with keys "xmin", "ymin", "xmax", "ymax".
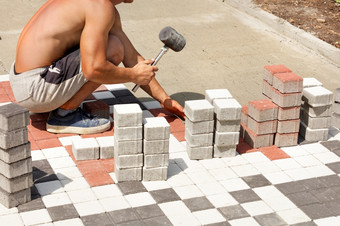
[{"xmin": 10, "ymin": 0, "xmax": 184, "ymax": 134}]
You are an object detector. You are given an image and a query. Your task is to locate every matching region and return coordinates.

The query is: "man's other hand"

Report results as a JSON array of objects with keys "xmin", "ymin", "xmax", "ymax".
[{"xmin": 161, "ymin": 98, "xmax": 185, "ymax": 120}]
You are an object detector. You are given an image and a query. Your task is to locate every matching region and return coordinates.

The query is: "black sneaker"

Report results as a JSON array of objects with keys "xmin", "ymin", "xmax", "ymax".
[{"xmin": 46, "ymin": 108, "xmax": 110, "ymax": 134}]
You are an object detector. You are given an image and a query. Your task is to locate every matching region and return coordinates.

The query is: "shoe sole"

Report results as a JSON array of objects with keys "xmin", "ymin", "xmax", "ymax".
[{"xmin": 46, "ymin": 121, "xmax": 111, "ymax": 135}]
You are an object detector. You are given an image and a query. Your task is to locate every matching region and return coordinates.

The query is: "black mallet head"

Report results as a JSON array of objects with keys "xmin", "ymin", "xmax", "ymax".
[{"xmin": 159, "ymin": 26, "xmax": 186, "ymax": 52}]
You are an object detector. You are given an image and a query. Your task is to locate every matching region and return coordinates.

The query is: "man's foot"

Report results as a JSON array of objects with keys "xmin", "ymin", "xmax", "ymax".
[{"xmin": 46, "ymin": 108, "xmax": 111, "ymax": 134}]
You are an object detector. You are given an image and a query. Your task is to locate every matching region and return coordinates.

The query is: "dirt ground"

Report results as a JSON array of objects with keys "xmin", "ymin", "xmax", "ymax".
[{"xmin": 252, "ymin": 0, "xmax": 340, "ymax": 49}]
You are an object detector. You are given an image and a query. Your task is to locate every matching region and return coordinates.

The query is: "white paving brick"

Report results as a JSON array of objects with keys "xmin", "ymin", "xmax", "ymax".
[
  {"xmin": 302, "ymin": 86, "xmax": 333, "ymax": 107},
  {"xmin": 303, "ymin": 77, "xmax": 323, "ymax": 88},
  {"xmin": 263, "ymin": 171, "xmax": 293, "ymax": 184},
  {"xmin": 220, "ymin": 178, "xmax": 250, "ymax": 192},
  {"xmin": 74, "ymin": 200, "xmax": 105, "ymax": 217},
  {"xmin": 41, "ymin": 192, "xmax": 72, "ymax": 208},
  {"xmin": 192, "ymin": 209, "xmax": 226, "ymax": 225},
  {"xmin": 272, "ymin": 158, "xmax": 301, "ymax": 170},
  {"xmin": 312, "ymin": 151, "xmax": 340, "ymax": 164},
  {"xmin": 213, "ymin": 98, "xmax": 242, "ymax": 121},
  {"xmin": 72, "ymin": 138, "xmax": 99, "ymax": 160},
  {"xmin": 172, "ymin": 185, "xmax": 204, "ymax": 199},
  {"xmin": 143, "ymin": 117, "xmax": 170, "ymax": 140},
  {"xmin": 205, "ymin": 89, "xmax": 233, "ymax": 104},
  {"xmin": 184, "ymin": 99, "xmax": 214, "ymax": 122},
  {"xmin": 41, "ymin": 147, "xmax": 69, "ymax": 159},
  {"xmin": 98, "ymin": 196, "xmax": 130, "ymax": 212},
  {"xmin": 229, "ymin": 217, "xmax": 260, "ymax": 226},
  {"xmin": 67, "ymin": 188, "xmax": 97, "ymax": 203},
  {"xmin": 20, "ymin": 209, "xmax": 52, "ymax": 226},
  {"xmin": 0, "ymin": 213, "xmax": 23, "ymax": 226},
  {"xmin": 124, "ymin": 192, "xmax": 156, "ymax": 207},
  {"xmin": 276, "ymin": 208, "xmax": 311, "ymax": 225},
  {"xmin": 96, "ymin": 136, "xmax": 114, "ymax": 159},
  {"xmin": 91, "ymin": 184, "xmax": 122, "ymax": 199},
  {"xmin": 293, "ymin": 155, "xmax": 323, "ymax": 167},
  {"xmin": 230, "ymin": 164, "xmax": 260, "ymax": 177},
  {"xmin": 206, "ymin": 193, "xmax": 238, "ymax": 208},
  {"xmin": 113, "ymin": 104, "xmax": 142, "ymax": 127},
  {"xmin": 241, "ymin": 200, "xmax": 274, "ymax": 216}
]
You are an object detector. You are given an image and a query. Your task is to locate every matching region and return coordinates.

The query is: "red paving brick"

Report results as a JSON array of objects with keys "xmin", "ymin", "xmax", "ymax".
[
  {"xmin": 259, "ymin": 145, "xmax": 290, "ymax": 160},
  {"xmin": 36, "ymin": 138, "xmax": 62, "ymax": 150},
  {"xmin": 237, "ymin": 139, "xmax": 259, "ymax": 154},
  {"xmin": 149, "ymin": 108, "xmax": 173, "ymax": 117},
  {"xmin": 172, "ymin": 131, "xmax": 185, "ymax": 142},
  {"xmin": 100, "ymin": 159, "xmax": 115, "ymax": 173},
  {"xmin": 77, "ymin": 161, "xmax": 114, "ymax": 186}
]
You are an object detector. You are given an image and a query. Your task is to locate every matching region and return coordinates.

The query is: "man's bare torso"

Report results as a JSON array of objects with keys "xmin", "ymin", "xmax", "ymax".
[{"xmin": 15, "ymin": 0, "xmax": 117, "ymax": 73}]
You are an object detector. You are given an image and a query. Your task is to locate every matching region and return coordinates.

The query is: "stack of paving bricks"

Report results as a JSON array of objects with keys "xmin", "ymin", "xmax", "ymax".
[
  {"xmin": 184, "ymin": 99, "xmax": 214, "ymax": 160},
  {"xmin": 143, "ymin": 117, "xmax": 170, "ymax": 181},
  {"xmin": 206, "ymin": 89, "xmax": 241, "ymax": 158},
  {"xmin": 114, "ymin": 104, "xmax": 143, "ymax": 182},
  {"xmin": 0, "ymin": 103, "xmax": 32, "ymax": 208},
  {"xmin": 300, "ymin": 78, "xmax": 333, "ymax": 141},
  {"xmin": 331, "ymin": 88, "xmax": 340, "ymax": 129}
]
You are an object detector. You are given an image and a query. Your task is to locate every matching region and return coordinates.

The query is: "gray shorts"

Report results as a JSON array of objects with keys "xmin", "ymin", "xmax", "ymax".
[{"xmin": 9, "ymin": 49, "xmax": 87, "ymax": 113}]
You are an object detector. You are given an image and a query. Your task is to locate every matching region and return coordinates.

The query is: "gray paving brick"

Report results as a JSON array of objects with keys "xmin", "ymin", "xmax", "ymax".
[
  {"xmin": 0, "ymin": 142, "xmax": 31, "ymax": 164},
  {"xmin": 325, "ymin": 200, "xmax": 340, "ymax": 216},
  {"xmin": 183, "ymin": 196, "xmax": 214, "ymax": 212},
  {"xmin": 114, "ymin": 152, "xmax": 143, "ymax": 169},
  {"xmin": 242, "ymin": 174, "xmax": 271, "ymax": 188},
  {"xmin": 0, "ymin": 127, "xmax": 28, "ymax": 149},
  {"xmin": 108, "ymin": 208, "xmax": 139, "ymax": 225},
  {"xmin": 301, "ymin": 102, "xmax": 332, "ymax": 117},
  {"xmin": 278, "ymin": 106, "xmax": 300, "ymax": 120},
  {"xmin": 205, "ymin": 89, "xmax": 233, "ymax": 104},
  {"xmin": 184, "ymin": 99, "xmax": 214, "ymax": 122},
  {"xmin": 299, "ymin": 121, "xmax": 328, "ymax": 142},
  {"xmin": 229, "ymin": 189, "xmax": 261, "ymax": 204},
  {"xmin": 332, "ymin": 112, "xmax": 340, "ymax": 129},
  {"xmin": 214, "ymin": 131, "xmax": 239, "ymax": 146},
  {"xmin": 334, "ymin": 102, "xmax": 340, "ymax": 114},
  {"xmin": 149, "ymin": 188, "xmax": 181, "ymax": 204},
  {"xmin": 143, "ymin": 117, "xmax": 170, "ymax": 140},
  {"xmin": 82, "ymin": 213, "xmax": 113, "ymax": 226},
  {"xmin": 213, "ymin": 98, "xmax": 242, "ymax": 121},
  {"xmin": 299, "ymin": 203, "xmax": 333, "ymax": 219},
  {"xmin": 254, "ymin": 213, "xmax": 287, "ymax": 226},
  {"xmin": 0, "ymin": 157, "xmax": 32, "ymax": 178},
  {"xmin": 326, "ymin": 162, "xmax": 340, "ymax": 174},
  {"xmin": 143, "ymin": 139, "xmax": 169, "ymax": 155},
  {"xmin": 309, "ymin": 187, "xmax": 340, "ymax": 202},
  {"xmin": 286, "ymin": 191, "xmax": 319, "ymax": 206},
  {"xmin": 117, "ymin": 181, "xmax": 147, "ymax": 195},
  {"xmin": 274, "ymin": 132, "xmax": 298, "ymax": 147},
  {"xmin": 247, "ymin": 116, "xmax": 277, "ymax": 135},
  {"xmin": 213, "ymin": 145, "xmax": 236, "ymax": 158},
  {"xmin": 320, "ymin": 140, "xmax": 340, "ymax": 151},
  {"xmin": 275, "ymin": 181, "xmax": 307, "ymax": 195},
  {"xmin": 300, "ymin": 109, "xmax": 331, "ymax": 129},
  {"xmin": 114, "ymin": 104, "xmax": 142, "ymax": 127},
  {"xmin": 114, "ymin": 124, "xmax": 142, "ymax": 141},
  {"xmin": 185, "ymin": 118, "xmax": 214, "ymax": 134},
  {"xmin": 335, "ymin": 88, "xmax": 340, "ymax": 102},
  {"xmin": 215, "ymin": 119, "xmax": 241, "ymax": 133},
  {"xmin": 0, "ymin": 172, "xmax": 32, "ymax": 193},
  {"xmin": 142, "ymin": 167, "xmax": 168, "ymax": 181},
  {"xmin": 272, "ymin": 88, "xmax": 302, "ymax": 107},
  {"xmin": 218, "ymin": 205, "xmax": 250, "ymax": 221},
  {"xmin": 142, "ymin": 216, "xmax": 172, "ymax": 226},
  {"xmin": 0, "ymin": 187, "xmax": 31, "ymax": 208},
  {"xmin": 72, "ymin": 138, "xmax": 99, "ymax": 160},
  {"xmin": 47, "ymin": 204, "xmax": 79, "ymax": 222},
  {"xmin": 17, "ymin": 197, "xmax": 45, "ymax": 213},
  {"xmin": 144, "ymin": 154, "xmax": 169, "ymax": 168},
  {"xmin": 114, "ymin": 139, "xmax": 142, "ymax": 155},
  {"xmin": 302, "ymin": 86, "xmax": 333, "ymax": 107},
  {"xmin": 318, "ymin": 175, "xmax": 340, "ymax": 187},
  {"xmin": 114, "ymin": 166, "xmax": 142, "ymax": 182},
  {"xmin": 277, "ymin": 119, "xmax": 300, "ymax": 133},
  {"xmin": 0, "ymin": 103, "xmax": 29, "ymax": 131},
  {"xmin": 134, "ymin": 204, "xmax": 165, "ymax": 219},
  {"xmin": 186, "ymin": 144, "xmax": 213, "ymax": 160},
  {"xmin": 185, "ymin": 129, "xmax": 213, "ymax": 147}
]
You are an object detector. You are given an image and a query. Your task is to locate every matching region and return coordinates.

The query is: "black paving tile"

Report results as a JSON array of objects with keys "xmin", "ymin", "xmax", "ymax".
[
  {"xmin": 100, "ymin": 98, "xmax": 119, "ymax": 106},
  {"xmin": 108, "ymin": 208, "xmax": 140, "ymax": 224},
  {"xmin": 309, "ymin": 187, "xmax": 340, "ymax": 202},
  {"xmin": 324, "ymin": 200, "xmax": 340, "ymax": 216},
  {"xmin": 81, "ymin": 213, "xmax": 113, "ymax": 226},
  {"xmin": 275, "ymin": 181, "xmax": 306, "ymax": 195},
  {"xmin": 242, "ymin": 174, "xmax": 271, "ymax": 188},
  {"xmin": 183, "ymin": 197, "xmax": 214, "ymax": 212},
  {"xmin": 299, "ymin": 203, "xmax": 334, "ymax": 219},
  {"xmin": 318, "ymin": 175, "xmax": 340, "ymax": 187},
  {"xmin": 111, "ymin": 89, "xmax": 133, "ymax": 97},
  {"xmin": 142, "ymin": 216, "xmax": 173, "ymax": 226},
  {"xmin": 47, "ymin": 204, "xmax": 79, "ymax": 222},
  {"xmin": 320, "ymin": 140, "xmax": 340, "ymax": 151},
  {"xmin": 286, "ymin": 191, "xmax": 320, "ymax": 207},
  {"xmin": 134, "ymin": 204, "xmax": 165, "ymax": 219},
  {"xmin": 326, "ymin": 162, "xmax": 340, "ymax": 174},
  {"xmin": 149, "ymin": 188, "xmax": 181, "ymax": 204},
  {"xmin": 218, "ymin": 205, "xmax": 250, "ymax": 221},
  {"xmin": 299, "ymin": 178, "xmax": 327, "ymax": 191},
  {"xmin": 17, "ymin": 197, "xmax": 45, "ymax": 213},
  {"xmin": 253, "ymin": 213, "xmax": 287, "ymax": 226},
  {"xmin": 117, "ymin": 181, "xmax": 147, "ymax": 195},
  {"xmin": 229, "ymin": 189, "xmax": 261, "ymax": 204}
]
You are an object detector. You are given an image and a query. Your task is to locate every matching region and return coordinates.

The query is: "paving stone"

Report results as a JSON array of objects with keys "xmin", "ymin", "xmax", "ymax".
[
  {"xmin": 334, "ymin": 102, "xmax": 340, "ymax": 114},
  {"xmin": 185, "ymin": 129, "xmax": 213, "ymax": 147},
  {"xmin": 273, "ymin": 72, "xmax": 303, "ymax": 94},
  {"xmin": 263, "ymin": 65, "xmax": 292, "ymax": 85},
  {"xmin": 274, "ymin": 132, "xmax": 298, "ymax": 147},
  {"xmin": 254, "ymin": 213, "xmax": 287, "ymax": 226},
  {"xmin": 247, "ymin": 116, "xmax": 277, "ymax": 135},
  {"xmin": 114, "ymin": 125, "xmax": 142, "ymax": 141},
  {"xmin": 0, "ymin": 142, "xmax": 31, "ymax": 164},
  {"xmin": 318, "ymin": 175, "xmax": 340, "ymax": 187},
  {"xmin": 309, "ymin": 187, "xmax": 340, "ymax": 202},
  {"xmin": 0, "ymin": 187, "xmax": 31, "ymax": 208},
  {"xmin": 96, "ymin": 136, "xmax": 114, "ymax": 159},
  {"xmin": 262, "ymin": 80, "xmax": 273, "ymax": 99},
  {"xmin": 302, "ymin": 86, "xmax": 333, "ymax": 107},
  {"xmin": 143, "ymin": 139, "xmax": 169, "ymax": 155},
  {"xmin": 134, "ymin": 204, "xmax": 165, "ymax": 219},
  {"xmin": 335, "ymin": 88, "xmax": 340, "ymax": 102},
  {"xmin": 277, "ymin": 119, "xmax": 300, "ymax": 133},
  {"xmin": 108, "ymin": 208, "xmax": 139, "ymax": 225},
  {"xmin": 299, "ymin": 178, "xmax": 328, "ymax": 191},
  {"xmin": 142, "ymin": 167, "xmax": 168, "ymax": 181},
  {"xmin": 205, "ymin": 89, "xmax": 233, "ymax": 104},
  {"xmin": 0, "ymin": 172, "xmax": 32, "ymax": 193},
  {"xmin": 144, "ymin": 154, "xmax": 169, "ymax": 168},
  {"xmin": 326, "ymin": 162, "xmax": 340, "ymax": 173},
  {"xmin": 213, "ymin": 98, "xmax": 242, "ymax": 121},
  {"xmin": 184, "ymin": 99, "xmax": 214, "ymax": 122},
  {"xmin": 142, "ymin": 216, "xmax": 173, "ymax": 226},
  {"xmin": 0, "ymin": 127, "xmax": 28, "ymax": 149},
  {"xmin": 185, "ymin": 118, "xmax": 214, "ymax": 134},
  {"xmin": 275, "ymin": 181, "xmax": 307, "ymax": 195},
  {"xmin": 213, "ymin": 145, "xmax": 236, "ymax": 158},
  {"xmin": 32, "ymin": 159, "xmax": 58, "ymax": 184},
  {"xmin": 47, "ymin": 204, "xmax": 79, "ymax": 222},
  {"xmin": 248, "ymin": 99, "xmax": 278, "ymax": 122},
  {"xmin": 82, "ymin": 212, "xmax": 113, "ymax": 226},
  {"xmin": 332, "ymin": 112, "xmax": 340, "ymax": 129},
  {"xmin": 183, "ymin": 196, "xmax": 214, "ymax": 212},
  {"xmin": 114, "ymin": 166, "xmax": 142, "ymax": 182},
  {"xmin": 113, "ymin": 104, "xmax": 142, "ymax": 127},
  {"xmin": 278, "ymin": 106, "xmax": 300, "ymax": 121},
  {"xmin": 0, "ymin": 157, "xmax": 32, "ymax": 178},
  {"xmin": 143, "ymin": 117, "xmax": 170, "ymax": 140},
  {"xmin": 301, "ymin": 102, "xmax": 332, "ymax": 117},
  {"xmin": 215, "ymin": 120, "xmax": 241, "ymax": 133},
  {"xmin": 286, "ymin": 191, "xmax": 320, "ymax": 206},
  {"xmin": 149, "ymin": 188, "xmax": 181, "ymax": 204},
  {"xmin": 242, "ymin": 174, "xmax": 271, "ymax": 188},
  {"xmin": 17, "ymin": 197, "xmax": 45, "ymax": 213},
  {"xmin": 82, "ymin": 100, "xmax": 110, "ymax": 119},
  {"xmin": 0, "ymin": 103, "xmax": 29, "ymax": 131},
  {"xmin": 214, "ymin": 131, "xmax": 239, "ymax": 146},
  {"xmin": 114, "ymin": 152, "xmax": 143, "ymax": 169},
  {"xmin": 243, "ymin": 124, "xmax": 274, "ymax": 148},
  {"xmin": 303, "ymin": 77, "xmax": 323, "ymax": 88},
  {"xmin": 272, "ymin": 88, "xmax": 302, "ymax": 107},
  {"xmin": 325, "ymin": 200, "xmax": 340, "ymax": 216},
  {"xmin": 72, "ymin": 138, "xmax": 99, "ymax": 161},
  {"xmin": 299, "ymin": 203, "xmax": 333, "ymax": 219},
  {"xmin": 299, "ymin": 122, "xmax": 328, "ymax": 142},
  {"xmin": 218, "ymin": 205, "xmax": 250, "ymax": 220},
  {"xmin": 117, "ymin": 181, "xmax": 147, "ymax": 195},
  {"xmin": 229, "ymin": 189, "xmax": 261, "ymax": 204},
  {"xmin": 186, "ymin": 144, "xmax": 213, "ymax": 160},
  {"xmin": 241, "ymin": 105, "xmax": 248, "ymax": 126},
  {"xmin": 114, "ymin": 139, "xmax": 142, "ymax": 155},
  {"xmin": 300, "ymin": 109, "xmax": 331, "ymax": 129}
]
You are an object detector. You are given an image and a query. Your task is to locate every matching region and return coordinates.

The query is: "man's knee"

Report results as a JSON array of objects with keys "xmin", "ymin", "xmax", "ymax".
[{"xmin": 107, "ymin": 35, "xmax": 124, "ymax": 66}]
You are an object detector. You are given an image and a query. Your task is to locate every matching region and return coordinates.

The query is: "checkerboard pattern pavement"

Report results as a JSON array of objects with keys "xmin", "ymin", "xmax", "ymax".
[{"xmin": 1, "ymin": 74, "xmax": 340, "ymax": 225}]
